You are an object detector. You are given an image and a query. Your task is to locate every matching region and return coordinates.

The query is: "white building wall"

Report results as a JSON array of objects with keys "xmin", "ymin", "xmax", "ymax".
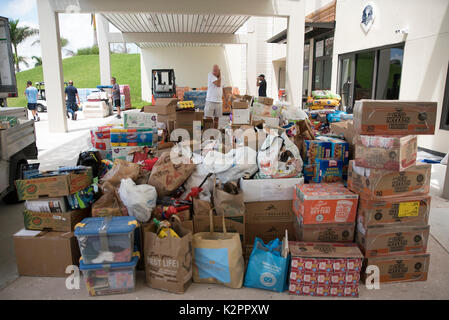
[
  {"xmin": 332, "ymin": 0, "xmax": 449, "ymax": 153},
  {"xmin": 140, "ymin": 45, "xmax": 244, "ymax": 102}
]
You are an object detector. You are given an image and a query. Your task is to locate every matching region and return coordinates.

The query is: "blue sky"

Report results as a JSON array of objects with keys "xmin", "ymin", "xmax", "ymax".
[{"xmin": 0, "ymin": 0, "xmax": 138, "ymax": 70}]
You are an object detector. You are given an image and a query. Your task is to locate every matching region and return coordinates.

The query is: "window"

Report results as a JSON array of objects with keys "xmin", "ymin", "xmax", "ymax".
[
  {"xmin": 313, "ymin": 34, "xmax": 333, "ymax": 90},
  {"xmin": 303, "ymin": 43, "xmax": 310, "ymax": 96},
  {"xmin": 440, "ymin": 63, "xmax": 449, "ymax": 131},
  {"xmin": 375, "ymin": 47, "xmax": 404, "ymax": 99},
  {"xmin": 337, "ymin": 43, "xmax": 404, "ymax": 111},
  {"xmin": 354, "ymin": 51, "xmax": 375, "ymax": 101}
]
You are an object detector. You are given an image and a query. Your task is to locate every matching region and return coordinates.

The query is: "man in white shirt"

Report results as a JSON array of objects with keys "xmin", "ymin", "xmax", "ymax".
[{"xmin": 205, "ymin": 64, "xmax": 223, "ymax": 128}]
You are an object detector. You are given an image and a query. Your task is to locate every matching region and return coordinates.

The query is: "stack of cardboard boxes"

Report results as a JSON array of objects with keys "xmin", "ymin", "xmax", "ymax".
[
  {"xmin": 293, "ymin": 183, "xmax": 359, "ymax": 243},
  {"xmin": 13, "ymin": 167, "xmax": 93, "ymax": 277},
  {"xmin": 241, "ymin": 177, "xmax": 303, "ymax": 260},
  {"xmin": 348, "ymin": 100, "xmax": 437, "ymax": 283}
]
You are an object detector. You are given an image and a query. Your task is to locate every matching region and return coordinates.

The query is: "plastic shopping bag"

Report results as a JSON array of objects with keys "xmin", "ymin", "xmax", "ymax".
[
  {"xmin": 257, "ymin": 130, "xmax": 303, "ymax": 178},
  {"xmin": 118, "ymin": 178, "xmax": 157, "ymax": 222},
  {"xmin": 243, "ymin": 237, "xmax": 290, "ymax": 292}
]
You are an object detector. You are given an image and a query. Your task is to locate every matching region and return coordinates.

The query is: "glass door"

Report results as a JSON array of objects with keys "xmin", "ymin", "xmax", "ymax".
[{"xmin": 339, "ymin": 54, "xmax": 355, "ymax": 112}]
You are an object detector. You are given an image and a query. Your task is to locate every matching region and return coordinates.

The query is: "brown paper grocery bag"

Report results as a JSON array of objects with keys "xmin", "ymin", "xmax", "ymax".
[
  {"xmin": 144, "ymin": 216, "xmax": 193, "ymax": 294},
  {"xmin": 213, "ymin": 181, "xmax": 245, "ymax": 216},
  {"xmin": 192, "ymin": 210, "xmax": 244, "ymax": 289},
  {"xmin": 148, "ymin": 151, "xmax": 196, "ymax": 196}
]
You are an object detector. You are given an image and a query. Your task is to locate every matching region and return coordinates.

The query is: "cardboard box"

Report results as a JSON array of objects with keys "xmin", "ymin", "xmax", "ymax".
[
  {"xmin": 330, "ymin": 120, "xmax": 355, "ymax": 145},
  {"xmin": 257, "ymin": 97, "xmax": 274, "ymax": 105},
  {"xmin": 353, "ymin": 100, "xmax": 437, "ymax": 135},
  {"xmin": 293, "ymin": 183, "xmax": 358, "ymax": 224},
  {"xmin": 355, "ymin": 135, "xmax": 417, "ymax": 171},
  {"xmin": 295, "ymin": 215, "xmax": 355, "ymax": 242},
  {"xmin": 246, "ymin": 221, "xmax": 296, "ymax": 246},
  {"xmin": 245, "ymin": 200, "xmax": 295, "ymax": 223},
  {"xmin": 240, "ymin": 177, "xmax": 304, "ymax": 202},
  {"xmin": 363, "ymin": 253, "xmax": 430, "ymax": 283},
  {"xmin": 25, "ymin": 197, "xmax": 68, "ymax": 213},
  {"xmin": 245, "ymin": 200, "xmax": 297, "ymax": 245},
  {"xmin": 143, "ymin": 98, "xmax": 178, "ymax": 115},
  {"xmin": 356, "ymin": 224, "xmax": 430, "ymax": 257},
  {"xmin": 305, "ymin": 140, "xmax": 332, "ymax": 164},
  {"xmin": 111, "ymin": 146, "xmax": 136, "ymax": 161},
  {"xmin": 124, "ymin": 112, "xmax": 157, "ymax": 129},
  {"xmin": 232, "ymin": 101, "xmax": 249, "ymax": 109},
  {"xmin": 13, "ymin": 230, "xmax": 81, "ymax": 277},
  {"xmin": 288, "ymin": 241, "xmax": 363, "ymax": 297},
  {"xmin": 15, "ymin": 167, "xmax": 93, "ymax": 200},
  {"xmin": 314, "ymin": 159, "xmax": 344, "ymax": 183},
  {"xmin": 23, "ymin": 208, "xmax": 90, "ymax": 232},
  {"xmin": 232, "ymin": 108, "xmax": 250, "ymax": 124},
  {"xmin": 193, "ymin": 214, "xmax": 245, "ymax": 245},
  {"xmin": 348, "ymin": 161, "xmax": 431, "ymax": 199},
  {"xmin": 357, "ymin": 195, "xmax": 431, "ymax": 228}
]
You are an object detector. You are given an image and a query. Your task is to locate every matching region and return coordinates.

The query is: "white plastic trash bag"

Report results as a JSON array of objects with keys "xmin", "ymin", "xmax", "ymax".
[
  {"xmin": 257, "ymin": 131, "xmax": 303, "ymax": 179},
  {"xmin": 203, "ymin": 147, "xmax": 258, "ymax": 183},
  {"xmin": 118, "ymin": 178, "xmax": 157, "ymax": 222}
]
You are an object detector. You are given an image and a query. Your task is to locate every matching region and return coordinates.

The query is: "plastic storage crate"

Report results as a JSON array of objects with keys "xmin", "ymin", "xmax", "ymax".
[
  {"xmin": 183, "ymin": 90, "xmax": 207, "ymax": 110},
  {"xmin": 80, "ymin": 253, "xmax": 139, "ymax": 296},
  {"xmin": 74, "ymin": 216, "xmax": 138, "ymax": 264}
]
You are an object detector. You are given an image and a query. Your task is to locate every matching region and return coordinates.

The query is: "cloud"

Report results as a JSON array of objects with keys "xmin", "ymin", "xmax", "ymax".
[{"xmin": 5, "ymin": 0, "xmax": 37, "ymax": 18}]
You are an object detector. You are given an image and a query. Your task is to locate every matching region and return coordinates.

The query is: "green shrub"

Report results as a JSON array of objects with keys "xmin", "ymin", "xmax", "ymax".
[{"xmin": 76, "ymin": 45, "xmax": 99, "ymax": 55}]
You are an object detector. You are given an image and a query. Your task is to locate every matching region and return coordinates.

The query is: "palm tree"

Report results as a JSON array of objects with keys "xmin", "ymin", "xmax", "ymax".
[
  {"xmin": 31, "ymin": 56, "xmax": 42, "ymax": 67},
  {"xmin": 14, "ymin": 55, "xmax": 29, "ymax": 70},
  {"xmin": 9, "ymin": 19, "xmax": 39, "ymax": 72},
  {"xmin": 91, "ymin": 14, "xmax": 98, "ymax": 47},
  {"xmin": 32, "ymin": 37, "xmax": 74, "ymax": 56}
]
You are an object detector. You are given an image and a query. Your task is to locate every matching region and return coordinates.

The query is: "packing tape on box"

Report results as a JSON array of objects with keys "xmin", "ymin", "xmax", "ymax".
[{"xmin": 99, "ymin": 216, "xmax": 112, "ymax": 253}]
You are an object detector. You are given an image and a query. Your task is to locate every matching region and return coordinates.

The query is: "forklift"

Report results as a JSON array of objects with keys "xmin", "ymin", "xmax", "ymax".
[{"xmin": 152, "ymin": 69, "xmax": 176, "ymax": 99}]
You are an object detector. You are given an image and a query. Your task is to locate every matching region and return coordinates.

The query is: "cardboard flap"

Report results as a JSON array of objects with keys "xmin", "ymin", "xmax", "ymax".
[
  {"xmin": 154, "ymin": 98, "xmax": 179, "ymax": 107},
  {"xmin": 289, "ymin": 241, "xmax": 364, "ymax": 258}
]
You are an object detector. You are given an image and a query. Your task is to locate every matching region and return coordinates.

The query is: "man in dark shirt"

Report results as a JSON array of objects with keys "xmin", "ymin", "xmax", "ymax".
[
  {"xmin": 65, "ymin": 80, "xmax": 80, "ymax": 120},
  {"xmin": 111, "ymin": 77, "xmax": 121, "ymax": 119},
  {"xmin": 257, "ymin": 74, "xmax": 267, "ymax": 97}
]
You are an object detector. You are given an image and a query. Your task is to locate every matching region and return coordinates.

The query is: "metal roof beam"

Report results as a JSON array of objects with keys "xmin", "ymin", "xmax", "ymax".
[
  {"xmin": 50, "ymin": 0, "xmax": 295, "ymax": 17},
  {"xmin": 108, "ymin": 32, "xmax": 249, "ymax": 44}
]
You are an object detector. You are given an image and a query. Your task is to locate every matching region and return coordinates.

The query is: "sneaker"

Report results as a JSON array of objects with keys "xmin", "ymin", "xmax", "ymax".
[
  {"xmin": 116, "ymin": 114, "xmax": 121, "ymax": 119},
  {"xmin": 36, "ymin": 117, "xmax": 40, "ymax": 122}
]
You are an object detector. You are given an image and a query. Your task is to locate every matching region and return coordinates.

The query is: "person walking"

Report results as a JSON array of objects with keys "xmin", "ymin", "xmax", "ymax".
[
  {"xmin": 24, "ymin": 81, "xmax": 39, "ymax": 121},
  {"xmin": 204, "ymin": 64, "xmax": 223, "ymax": 129},
  {"xmin": 65, "ymin": 80, "xmax": 80, "ymax": 120},
  {"xmin": 111, "ymin": 77, "xmax": 121, "ymax": 119},
  {"xmin": 256, "ymin": 74, "xmax": 267, "ymax": 97}
]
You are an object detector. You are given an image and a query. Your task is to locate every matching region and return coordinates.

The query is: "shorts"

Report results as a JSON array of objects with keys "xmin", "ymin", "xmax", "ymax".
[
  {"xmin": 27, "ymin": 103, "xmax": 36, "ymax": 111},
  {"xmin": 204, "ymin": 101, "xmax": 223, "ymax": 118},
  {"xmin": 114, "ymin": 99, "xmax": 121, "ymax": 108}
]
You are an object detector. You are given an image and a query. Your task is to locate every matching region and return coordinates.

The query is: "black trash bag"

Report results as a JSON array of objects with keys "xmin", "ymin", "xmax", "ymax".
[{"xmin": 77, "ymin": 151, "xmax": 102, "ymax": 178}]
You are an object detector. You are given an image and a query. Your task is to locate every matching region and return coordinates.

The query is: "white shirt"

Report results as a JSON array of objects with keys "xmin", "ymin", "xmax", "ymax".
[{"xmin": 206, "ymin": 72, "xmax": 223, "ymax": 103}]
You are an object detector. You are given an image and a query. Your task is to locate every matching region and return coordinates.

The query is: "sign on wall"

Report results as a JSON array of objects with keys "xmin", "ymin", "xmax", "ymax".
[{"xmin": 361, "ymin": 3, "xmax": 375, "ymax": 33}]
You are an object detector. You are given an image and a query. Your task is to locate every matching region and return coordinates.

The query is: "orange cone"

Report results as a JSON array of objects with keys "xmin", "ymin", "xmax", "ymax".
[{"xmin": 151, "ymin": 95, "xmax": 156, "ymax": 105}]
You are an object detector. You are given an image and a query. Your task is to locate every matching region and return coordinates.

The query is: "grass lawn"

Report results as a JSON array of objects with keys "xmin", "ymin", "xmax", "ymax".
[{"xmin": 8, "ymin": 53, "xmax": 149, "ymax": 109}]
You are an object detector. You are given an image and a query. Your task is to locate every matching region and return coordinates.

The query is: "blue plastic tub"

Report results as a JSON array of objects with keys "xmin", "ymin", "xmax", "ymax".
[
  {"xmin": 80, "ymin": 253, "xmax": 139, "ymax": 296},
  {"xmin": 75, "ymin": 216, "xmax": 138, "ymax": 264}
]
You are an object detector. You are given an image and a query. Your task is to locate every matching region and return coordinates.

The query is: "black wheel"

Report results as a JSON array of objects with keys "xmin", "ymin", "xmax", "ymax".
[
  {"xmin": 36, "ymin": 104, "xmax": 45, "ymax": 113},
  {"xmin": 2, "ymin": 158, "xmax": 27, "ymax": 204}
]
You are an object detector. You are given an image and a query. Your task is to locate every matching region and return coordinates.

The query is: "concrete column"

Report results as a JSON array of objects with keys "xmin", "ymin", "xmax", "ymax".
[
  {"xmin": 140, "ymin": 49, "xmax": 152, "ymax": 102},
  {"xmin": 285, "ymin": 0, "xmax": 305, "ymax": 108},
  {"xmin": 245, "ymin": 19, "xmax": 257, "ymax": 96},
  {"xmin": 36, "ymin": 0, "xmax": 67, "ymax": 132},
  {"xmin": 97, "ymin": 14, "xmax": 111, "ymax": 85},
  {"xmin": 443, "ymin": 163, "xmax": 449, "ymax": 200}
]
